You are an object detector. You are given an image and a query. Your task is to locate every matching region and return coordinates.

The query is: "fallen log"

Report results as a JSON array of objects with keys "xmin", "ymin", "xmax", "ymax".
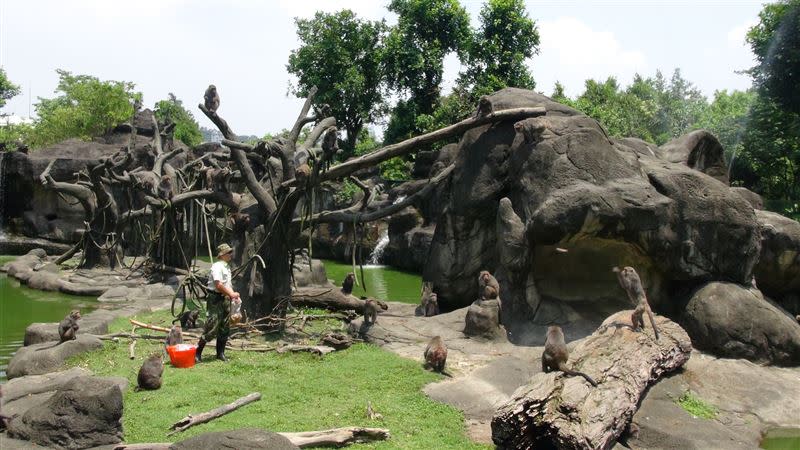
[
  {"xmin": 491, "ymin": 311, "xmax": 692, "ymax": 450},
  {"xmin": 292, "ymin": 288, "xmax": 388, "ymax": 314},
  {"xmin": 278, "ymin": 426, "xmax": 390, "ymax": 448},
  {"xmin": 167, "ymin": 392, "xmax": 261, "ymax": 435},
  {"xmin": 276, "ymin": 344, "xmax": 336, "ymax": 356}
]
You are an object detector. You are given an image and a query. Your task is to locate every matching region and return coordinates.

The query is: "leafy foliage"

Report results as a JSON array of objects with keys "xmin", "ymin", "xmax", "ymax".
[
  {"xmin": 676, "ymin": 391, "xmax": 718, "ymax": 419},
  {"xmin": 0, "ymin": 68, "xmax": 21, "ymax": 109},
  {"xmin": 287, "ymin": 10, "xmax": 388, "ymax": 155},
  {"xmin": 457, "ymin": 0, "xmax": 539, "ymax": 101},
  {"xmin": 695, "ymin": 89, "xmax": 756, "ymax": 184},
  {"xmin": 28, "ymin": 69, "xmax": 141, "ymax": 148},
  {"xmin": 154, "ymin": 93, "xmax": 203, "ymax": 147},
  {"xmin": 746, "ymin": 0, "xmax": 800, "ymax": 115}
]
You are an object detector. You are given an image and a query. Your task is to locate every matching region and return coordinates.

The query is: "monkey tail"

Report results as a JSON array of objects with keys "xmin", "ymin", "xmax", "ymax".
[
  {"xmin": 646, "ymin": 307, "xmax": 660, "ymax": 341},
  {"xmin": 558, "ymin": 363, "xmax": 598, "ymax": 387}
]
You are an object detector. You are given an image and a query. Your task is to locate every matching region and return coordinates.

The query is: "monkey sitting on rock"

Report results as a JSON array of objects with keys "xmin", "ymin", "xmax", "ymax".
[
  {"xmin": 363, "ymin": 299, "xmax": 378, "ymax": 326},
  {"xmin": 613, "ymin": 266, "xmax": 660, "ymax": 341},
  {"xmin": 137, "ymin": 353, "xmax": 164, "ymax": 391},
  {"xmin": 542, "ymin": 326, "xmax": 597, "ymax": 387},
  {"xmin": 478, "ymin": 270, "xmax": 499, "ymax": 301},
  {"xmin": 58, "ymin": 310, "xmax": 81, "ymax": 343},
  {"xmin": 415, "ymin": 282, "xmax": 440, "ymax": 317}
]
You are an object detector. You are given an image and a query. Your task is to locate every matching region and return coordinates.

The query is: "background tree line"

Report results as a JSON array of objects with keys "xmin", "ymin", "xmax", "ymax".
[{"xmin": 0, "ymin": 0, "xmax": 797, "ymax": 216}]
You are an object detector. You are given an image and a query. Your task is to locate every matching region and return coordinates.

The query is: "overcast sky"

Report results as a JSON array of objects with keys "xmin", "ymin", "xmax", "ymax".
[{"xmin": 0, "ymin": 0, "xmax": 763, "ymax": 136}]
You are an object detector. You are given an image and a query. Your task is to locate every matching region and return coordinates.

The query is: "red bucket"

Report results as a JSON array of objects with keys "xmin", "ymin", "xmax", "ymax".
[{"xmin": 166, "ymin": 344, "xmax": 197, "ymax": 368}]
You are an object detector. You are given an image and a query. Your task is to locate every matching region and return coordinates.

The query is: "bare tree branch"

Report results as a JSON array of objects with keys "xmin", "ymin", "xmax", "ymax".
[{"xmin": 288, "ymin": 85, "xmax": 318, "ymax": 148}]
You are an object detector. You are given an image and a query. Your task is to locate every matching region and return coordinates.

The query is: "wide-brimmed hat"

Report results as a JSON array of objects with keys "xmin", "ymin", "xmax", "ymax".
[{"xmin": 216, "ymin": 243, "xmax": 234, "ymax": 257}]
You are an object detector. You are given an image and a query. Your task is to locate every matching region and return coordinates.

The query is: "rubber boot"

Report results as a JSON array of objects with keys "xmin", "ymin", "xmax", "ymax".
[
  {"xmin": 195, "ymin": 338, "xmax": 206, "ymax": 363},
  {"xmin": 216, "ymin": 336, "xmax": 228, "ymax": 362}
]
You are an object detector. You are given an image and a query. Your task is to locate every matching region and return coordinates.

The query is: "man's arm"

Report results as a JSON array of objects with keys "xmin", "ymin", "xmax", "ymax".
[{"xmin": 214, "ymin": 280, "xmax": 240, "ymax": 300}]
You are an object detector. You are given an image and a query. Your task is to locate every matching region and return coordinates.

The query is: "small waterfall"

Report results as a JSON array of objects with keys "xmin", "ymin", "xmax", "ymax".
[{"xmin": 366, "ymin": 195, "xmax": 406, "ymax": 265}]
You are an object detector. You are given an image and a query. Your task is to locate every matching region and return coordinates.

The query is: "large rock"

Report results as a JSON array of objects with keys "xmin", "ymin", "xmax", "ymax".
[
  {"xmin": 423, "ymin": 88, "xmax": 762, "ymax": 335},
  {"xmin": 682, "ymin": 282, "xmax": 800, "ymax": 365},
  {"xmin": 754, "ymin": 210, "xmax": 800, "ymax": 313},
  {"xmin": 8, "ymin": 376, "xmax": 124, "ymax": 449},
  {"xmin": 463, "ymin": 300, "xmax": 505, "ymax": 340},
  {"xmin": 24, "ymin": 310, "xmax": 115, "ymax": 346},
  {"xmin": 2, "ymin": 368, "xmax": 93, "ymax": 417},
  {"xmin": 6, "ymin": 335, "xmax": 103, "ymax": 379},
  {"xmin": 169, "ymin": 428, "xmax": 299, "ymax": 450}
]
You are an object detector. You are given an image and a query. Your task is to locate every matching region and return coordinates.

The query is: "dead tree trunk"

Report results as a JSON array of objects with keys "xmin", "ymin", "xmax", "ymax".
[{"xmin": 491, "ymin": 311, "xmax": 692, "ymax": 450}]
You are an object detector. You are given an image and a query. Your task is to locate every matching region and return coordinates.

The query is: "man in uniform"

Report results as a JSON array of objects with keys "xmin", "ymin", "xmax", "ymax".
[{"xmin": 196, "ymin": 243, "xmax": 241, "ymax": 362}]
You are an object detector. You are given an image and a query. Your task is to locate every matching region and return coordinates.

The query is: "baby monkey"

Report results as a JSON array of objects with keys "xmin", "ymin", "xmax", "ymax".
[
  {"xmin": 542, "ymin": 326, "xmax": 597, "ymax": 387},
  {"xmin": 613, "ymin": 266, "xmax": 660, "ymax": 341}
]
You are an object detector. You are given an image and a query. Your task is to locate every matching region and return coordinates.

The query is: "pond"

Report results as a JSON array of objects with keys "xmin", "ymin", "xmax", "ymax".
[
  {"xmin": 761, "ymin": 428, "xmax": 800, "ymax": 450},
  {"xmin": 322, "ymin": 259, "xmax": 422, "ymax": 304},
  {"xmin": 0, "ymin": 256, "xmax": 97, "ymax": 380}
]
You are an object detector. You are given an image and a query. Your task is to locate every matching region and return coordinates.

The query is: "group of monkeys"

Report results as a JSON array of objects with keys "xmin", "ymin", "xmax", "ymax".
[
  {"xmin": 135, "ymin": 310, "xmax": 202, "ymax": 391},
  {"xmin": 344, "ymin": 264, "xmax": 660, "ymax": 384}
]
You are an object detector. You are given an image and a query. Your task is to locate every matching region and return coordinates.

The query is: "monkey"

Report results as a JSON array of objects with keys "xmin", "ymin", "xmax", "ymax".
[
  {"xmin": 478, "ymin": 270, "xmax": 499, "ymax": 301},
  {"xmin": 131, "ymin": 171, "xmax": 160, "ymax": 197},
  {"xmin": 363, "ymin": 299, "xmax": 378, "ymax": 326},
  {"xmin": 204, "ymin": 167, "xmax": 232, "ymax": 193},
  {"xmin": 542, "ymin": 326, "xmax": 598, "ymax": 387},
  {"xmin": 204, "ymin": 84, "xmax": 220, "ymax": 112},
  {"xmin": 342, "ymin": 272, "xmax": 355, "ymax": 295},
  {"xmin": 320, "ymin": 127, "xmax": 339, "ymax": 170},
  {"xmin": 58, "ymin": 310, "xmax": 81, "ymax": 343},
  {"xmin": 513, "ymin": 117, "xmax": 549, "ymax": 145},
  {"xmin": 474, "ymin": 95, "xmax": 493, "ymax": 119},
  {"xmin": 424, "ymin": 293, "xmax": 440, "ymax": 317},
  {"xmin": 416, "ymin": 282, "xmax": 433, "ymax": 316},
  {"xmin": 613, "ymin": 266, "xmax": 660, "ymax": 341},
  {"xmin": 796, "ymin": 314, "xmax": 800, "ymax": 324},
  {"xmin": 424, "ymin": 336, "xmax": 447, "ymax": 373},
  {"xmin": 165, "ymin": 324, "xmax": 183, "ymax": 347},
  {"xmin": 294, "ymin": 163, "xmax": 311, "ymax": 186},
  {"xmin": 172, "ymin": 310, "xmax": 200, "ymax": 329},
  {"xmin": 230, "ymin": 212, "xmax": 251, "ymax": 234},
  {"xmin": 136, "ymin": 353, "xmax": 164, "ymax": 391},
  {"xmin": 157, "ymin": 175, "xmax": 174, "ymax": 201}
]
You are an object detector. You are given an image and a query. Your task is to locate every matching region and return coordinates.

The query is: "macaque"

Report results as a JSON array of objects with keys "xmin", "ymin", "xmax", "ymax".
[
  {"xmin": 230, "ymin": 212, "xmax": 251, "ymax": 234},
  {"xmin": 58, "ymin": 310, "xmax": 81, "ymax": 343},
  {"xmin": 424, "ymin": 336, "xmax": 447, "ymax": 373},
  {"xmin": 542, "ymin": 326, "xmax": 597, "ymax": 387},
  {"xmin": 172, "ymin": 310, "xmax": 200, "ymax": 329},
  {"xmin": 613, "ymin": 266, "xmax": 660, "ymax": 341},
  {"xmin": 157, "ymin": 175, "xmax": 174, "ymax": 201},
  {"xmin": 478, "ymin": 271, "xmax": 499, "ymax": 300},
  {"xmin": 320, "ymin": 127, "xmax": 339, "ymax": 169},
  {"xmin": 363, "ymin": 299, "xmax": 378, "ymax": 325},
  {"xmin": 342, "ymin": 272, "xmax": 355, "ymax": 295},
  {"xmin": 475, "ymin": 95, "xmax": 493, "ymax": 119},
  {"xmin": 204, "ymin": 84, "xmax": 220, "ymax": 112},
  {"xmin": 136, "ymin": 354, "xmax": 164, "ymax": 391},
  {"xmin": 295, "ymin": 163, "xmax": 311, "ymax": 186},
  {"xmin": 165, "ymin": 324, "xmax": 183, "ymax": 346},
  {"xmin": 204, "ymin": 167, "xmax": 232, "ymax": 193}
]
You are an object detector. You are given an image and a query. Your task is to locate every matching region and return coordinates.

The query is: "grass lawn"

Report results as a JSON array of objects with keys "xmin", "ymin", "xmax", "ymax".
[{"xmin": 66, "ymin": 309, "xmax": 489, "ymax": 449}]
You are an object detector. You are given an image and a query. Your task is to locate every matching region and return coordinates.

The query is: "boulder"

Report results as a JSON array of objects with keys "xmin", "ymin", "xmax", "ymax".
[
  {"xmin": 292, "ymin": 257, "xmax": 330, "ymax": 288},
  {"xmin": 6, "ymin": 335, "xmax": 103, "ymax": 379},
  {"xmin": 1, "ymin": 368, "xmax": 93, "ymax": 417},
  {"xmin": 169, "ymin": 428, "xmax": 299, "ymax": 450},
  {"xmin": 423, "ymin": 88, "xmax": 762, "ymax": 332},
  {"xmin": 682, "ymin": 282, "xmax": 800, "ymax": 365},
  {"xmin": 8, "ymin": 376, "xmax": 124, "ymax": 449},
  {"xmin": 464, "ymin": 300, "xmax": 505, "ymax": 340},
  {"xmin": 754, "ymin": 210, "xmax": 800, "ymax": 313},
  {"xmin": 24, "ymin": 310, "xmax": 115, "ymax": 346},
  {"xmin": 731, "ymin": 186, "xmax": 764, "ymax": 209},
  {"xmin": 25, "ymin": 270, "xmax": 64, "ymax": 291}
]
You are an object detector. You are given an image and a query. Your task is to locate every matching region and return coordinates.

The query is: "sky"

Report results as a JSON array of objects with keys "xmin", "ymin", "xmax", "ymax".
[{"xmin": 0, "ymin": 0, "xmax": 764, "ymax": 136}]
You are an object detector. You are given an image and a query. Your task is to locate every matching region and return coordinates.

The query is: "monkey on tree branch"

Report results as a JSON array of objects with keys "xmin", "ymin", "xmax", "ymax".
[{"xmin": 199, "ymin": 84, "xmax": 546, "ymax": 318}]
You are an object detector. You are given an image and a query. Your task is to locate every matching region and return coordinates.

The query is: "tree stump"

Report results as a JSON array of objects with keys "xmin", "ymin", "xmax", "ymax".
[
  {"xmin": 491, "ymin": 311, "xmax": 692, "ymax": 450},
  {"xmin": 464, "ymin": 299, "xmax": 504, "ymax": 339}
]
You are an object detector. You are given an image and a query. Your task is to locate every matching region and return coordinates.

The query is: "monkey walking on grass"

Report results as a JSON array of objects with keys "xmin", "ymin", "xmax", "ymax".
[
  {"xmin": 58, "ymin": 310, "xmax": 81, "ymax": 343},
  {"xmin": 613, "ymin": 266, "xmax": 660, "ymax": 341},
  {"xmin": 424, "ymin": 336, "xmax": 448, "ymax": 374},
  {"xmin": 542, "ymin": 326, "xmax": 598, "ymax": 387}
]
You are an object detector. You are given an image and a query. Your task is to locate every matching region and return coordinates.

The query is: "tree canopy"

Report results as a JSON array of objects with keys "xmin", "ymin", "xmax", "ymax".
[
  {"xmin": 0, "ymin": 68, "xmax": 21, "ymax": 109},
  {"xmin": 287, "ymin": 10, "xmax": 388, "ymax": 155},
  {"xmin": 154, "ymin": 93, "xmax": 203, "ymax": 147},
  {"xmin": 29, "ymin": 69, "xmax": 140, "ymax": 148}
]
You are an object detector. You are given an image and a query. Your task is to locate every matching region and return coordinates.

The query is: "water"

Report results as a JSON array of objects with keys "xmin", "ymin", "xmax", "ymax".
[
  {"xmin": 367, "ymin": 231, "xmax": 390, "ymax": 265},
  {"xmin": 761, "ymin": 428, "xmax": 800, "ymax": 450},
  {"xmin": 0, "ymin": 256, "xmax": 97, "ymax": 380},
  {"xmin": 322, "ymin": 259, "xmax": 422, "ymax": 304},
  {"xmin": 0, "ymin": 152, "xmax": 6, "ymax": 237}
]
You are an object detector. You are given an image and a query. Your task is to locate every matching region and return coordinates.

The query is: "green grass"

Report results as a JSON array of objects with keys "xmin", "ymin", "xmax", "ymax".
[
  {"xmin": 676, "ymin": 391, "xmax": 718, "ymax": 419},
  {"xmin": 66, "ymin": 310, "xmax": 488, "ymax": 449}
]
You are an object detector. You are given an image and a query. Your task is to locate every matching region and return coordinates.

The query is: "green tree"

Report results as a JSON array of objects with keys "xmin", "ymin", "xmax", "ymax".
[
  {"xmin": 573, "ymin": 77, "xmax": 656, "ymax": 142},
  {"xmin": 746, "ymin": 0, "xmax": 800, "ymax": 115},
  {"xmin": 29, "ymin": 69, "xmax": 140, "ymax": 148},
  {"xmin": 694, "ymin": 89, "xmax": 755, "ymax": 176},
  {"xmin": 154, "ymin": 93, "xmax": 203, "ymax": 147},
  {"xmin": 0, "ymin": 68, "xmax": 21, "ymax": 109},
  {"xmin": 383, "ymin": 0, "xmax": 470, "ymax": 143},
  {"xmin": 457, "ymin": 0, "xmax": 539, "ymax": 100},
  {"xmin": 287, "ymin": 10, "xmax": 387, "ymax": 155}
]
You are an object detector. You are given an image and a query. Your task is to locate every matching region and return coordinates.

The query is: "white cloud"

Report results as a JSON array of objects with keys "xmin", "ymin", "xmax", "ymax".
[
  {"xmin": 275, "ymin": 0, "xmax": 383, "ymax": 20},
  {"xmin": 727, "ymin": 19, "xmax": 757, "ymax": 48},
  {"xmin": 533, "ymin": 17, "xmax": 648, "ymax": 97}
]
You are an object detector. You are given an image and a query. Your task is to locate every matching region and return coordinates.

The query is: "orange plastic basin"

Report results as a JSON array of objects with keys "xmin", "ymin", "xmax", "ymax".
[{"xmin": 166, "ymin": 344, "xmax": 197, "ymax": 368}]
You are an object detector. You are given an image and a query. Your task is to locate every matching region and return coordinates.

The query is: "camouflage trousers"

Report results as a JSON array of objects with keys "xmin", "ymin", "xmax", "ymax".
[{"xmin": 202, "ymin": 292, "xmax": 231, "ymax": 341}]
